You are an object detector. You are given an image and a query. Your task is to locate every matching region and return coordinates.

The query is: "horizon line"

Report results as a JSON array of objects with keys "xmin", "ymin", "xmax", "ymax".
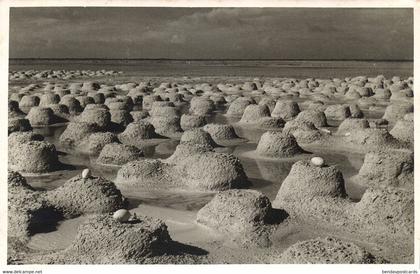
[{"xmin": 8, "ymin": 58, "xmax": 414, "ymax": 62}]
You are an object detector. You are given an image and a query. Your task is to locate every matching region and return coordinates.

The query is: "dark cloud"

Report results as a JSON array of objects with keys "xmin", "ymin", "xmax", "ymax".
[{"xmin": 9, "ymin": 7, "xmax": 413, "ymax": 60}]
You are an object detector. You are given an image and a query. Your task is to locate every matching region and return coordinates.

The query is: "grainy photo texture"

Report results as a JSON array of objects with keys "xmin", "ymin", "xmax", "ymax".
[{"xmin": 7, "ymin": 7, "xmax": 414, "ymax": 265}]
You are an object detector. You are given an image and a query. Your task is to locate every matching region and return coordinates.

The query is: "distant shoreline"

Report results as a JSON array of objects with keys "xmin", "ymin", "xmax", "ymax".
[
  {"xmin": 8, "ymin": 58, "xmax": 413, "ymax": 78},
  {"xmin": 9, "ymin": 58, "xmax": 413, "ymax": 62}
]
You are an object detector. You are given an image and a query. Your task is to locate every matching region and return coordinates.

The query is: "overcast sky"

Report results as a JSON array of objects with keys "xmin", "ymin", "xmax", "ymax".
[{"xmin": 9, "ymin": 7, "xmax": 413, "ymax": 60}]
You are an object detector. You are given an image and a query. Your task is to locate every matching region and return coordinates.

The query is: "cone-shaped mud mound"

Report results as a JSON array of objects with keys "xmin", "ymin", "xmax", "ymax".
[
  {"xmin": 117, "ymin": 144, "xmax": 250, "ymax": 191},
  {"xmin": 255, "ymin": 131, "xmax": 306, "ymax": 158},
  {"xmin": 294, "ymin": 110, "xmax": 328, "ymax": 128},
  {"xmin": 46, "ymin": 174, "xmax": 127, "ymax": 217},
  {"xmin": 29, "ymin": 214, "xmax": 205, "ymax": 264},
  {"xmin": 59, "ymin": 122, "xmax": 100, "ymax": 148},
  {"xmin": 273, "ymin": 237, "xmax": 387, "ymax": 264},
  {"xmin": 354, "ymin": 150, "xmax": 413, "ymax": 189},
  {"xmin": 197, "ymin": 189, "xmax": 286, "ymax": 247},
  {"xmin": 9, "ymin": 140, "xmax": 62, "ymax": 174},
  {"xmin": 271, "ymin": 100, "xmax": 300, "ymax": 120},
  {"xmin": 88, "ymin": 132, "xmax": 119, "ymax": 155},
  {"xmin": 180, "ymin": 129, "xmax": 218, "ymax": 149},
  {"xmin": 202, "ymin": 123, "xmax": 245, "ymax": 146},
  {"xmin": 97, "ymin": 143, "xmax": 144, "ymax": 166}
]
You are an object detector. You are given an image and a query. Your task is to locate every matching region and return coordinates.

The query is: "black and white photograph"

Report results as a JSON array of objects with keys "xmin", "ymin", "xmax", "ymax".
[{"xmin": 1, "ymin": 1, "xmax": 418, "ymax": 273}]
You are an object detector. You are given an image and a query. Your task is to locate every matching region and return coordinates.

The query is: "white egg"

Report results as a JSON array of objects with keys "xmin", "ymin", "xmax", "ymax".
[
  {"xmin": 344, "ymin": 132, "xmax": 351, "ymax": 137},
  {"xmin": 113, "ymin": 209, "xmax": 131, "ymax": 223},
  {"xmin": 311, "ymin": 157, "xmax": 325, "ymax": 167},
  {"xmin": 320, "ymin": 128, "xmax": 331, "ymax": 135},
  {"xmin": 81, "ymin": 168, "xmax": 91, "ymax": 179}
]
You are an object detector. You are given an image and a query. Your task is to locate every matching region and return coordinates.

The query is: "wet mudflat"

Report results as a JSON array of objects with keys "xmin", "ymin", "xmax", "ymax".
[{"xmin": 8, "ymin": 72, "xmax": 414, "ymax": 264}]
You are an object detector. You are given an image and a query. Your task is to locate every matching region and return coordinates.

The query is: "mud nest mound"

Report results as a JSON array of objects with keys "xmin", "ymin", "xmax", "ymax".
[
  {"xmin": 272, "ymin": 159, "xmax": 413, "ymax": 237},
  {"xmin": 337, "ymin": 118, "xmax": 370, "ymax": 135},
  {"xmin": 142, "ymin": 95, "xmax": 162, "ymax": 109},
  {"xmin": 272, "ymin": 160, "xmax": 347, "ymax": 222},
  {"xmin": 274, "ymin": 160, "xmax": 346, "ymax": 204},
  {"xmin": 165, "ymin": 92, "xmax": 185, "ymax": 104},
  {"xmin": 202, "ymin": 123, "xmax": 245, "ymax": 146},
  {"xmin": 170, "ymin": 145, "xmax": 251, "ymax": 191},
  {"xmin": 39, "ymin": 93, "xmax": 60, "ymax": 106},
  {"xmin": 8, "ymin": 171, "xmax": 58, "ymax": 241},
  {"xmin": 117, "ymin": 144, "xmax": 250, "ymax": 191},
  {"xmin": 149, "ymin": 104, "xmax": 179, "ymax": 118},
  {"xmin": 180, "ymin": 114, "xmax": 207, "ymax": 130},
  {"xmin": 35, "ymin": 214, "xmax": 176, "ymax": 264},
  {"xmin": 236, "ymin": 105, "xmax": 270, "ymax": 123},
  {"xmin": 48, "ymin": 104, "xmax": 71, "ymax": 120},
  {"xmin": 390, "ymin": 90, "xmax": 413, "ymax": 104},
  {"xmin": 226, "ymin": 97, "xmax": 254, "ymax": 116},
  {"xmin": 118, "ymin": 121, "xmax": 160, "ymax": 144},
  {"xmin": 9, "ymin": 100, "xmax": 26, "ymax": 118},
  {"xmin": 149, "ymin": 116, "xmax": 183, "ymax": 138},
  {"xmin": 238, "ymin": 104, "xmax": 284, "ymax": 128},
  {"xmin": 273, "ymin": 237, "xmax": 387, "ymax": 264},
  {"xmin": 355, "ymin": 187, "xmax": 413, "ymax": 235},
  {"xmin": 255, "ymin": 131, "xmax": 305, "ymax": 158},
  {"xmin": 294, "ymin": 110, "xmax": 328, "ymax": 128},
  {"xmin": 92, "ymin": 93, "xmax": 105, "ymax": 104},
  {"xmin": 282, "ymin": 120, "xmax": 323, "ymax": 144},
  {"xmin": 197, "ymin": 189, "xmax": 283, "ymax": 247},
  {"xmin": 76, "ymin": 108, "xmax": 111, "ymax": 130},
  {"xmin": 257, "ymin": 96, "xmax": 274, "ymax": 109},
  {"xmin": 179, "ymin": 129, "xmax": 218, "ymax": 149},
  {"xmin": 19, "ymin": 95, "xmax": 40, "ymax": 108},
  {"xmin": 9, "ymin": 170, "xmax": 123, "ymax": 251},
  {"xmin": 97, "ymin": 143, "xmax": 144, "ymax": 166},
  {"xmin": 165, "ymin": 142, "xmax": 212, "ymax": 163},
  {"xmin": 382, "ymin": 103, "xmax": 413, "ymax": 123},
  {"xmin": 304, "ymin": 100, "xmax": 326, "ymax": 112},
  {"xmin": 106, "ymin": 100, "xmax": 134, "ymax": 112},
  {"xmin": 349, "ymin": 104, "xmax": 364, "ymax": 118},
  {"xmin": 8, "ymin": 170, "xmax": 34, "ymax": 190},
  {"xmin": 46, "ymin": 174, "xmax": 127, "ymax": 217},
  {"xmin": 127, "ymin": 86, "xmax": 145, "ymax": 96},
  {"xmin": 59, "ymin": 95, "xmax": 83, "ymax": 114},
  {"xmin": 110, "ymin": 109, "xmax": 133, "ymax": 127},
  {"xmin": 9, "ymin": 140, "xmax": 62, "ymax": 173},
  {"xmin": 189, "ymin": 98, "xmax": 215, "ymax": 116},
  {"xmin": 403, "ymin": 113, "xmax": 414, "ymax": 121},
  {"xmin": 8, "ymin": 132, "xmax": 44, "ymax": 151},
  {"xmin": 271, "ymin": 100, "xmax": 301, "ymax": 120},
  {"xmin": 343, "ymin": 128, "xmax": 402, "ymax": 149},
  {"xmin": 324, "ymin": 104, "xmax": 351, "ymax": 120},
  {"xmin": 59, "ymin": 122, "xmax": 100, "ymax": 148},
  {"xmin": 76, "ymin": 95, "xmax": 95, "ymax": 108},
  {"xmin": 390, "ymin": 119, "xmax": 413, "ymax": 145},
  {"xmin": 26, "ymin": 107, "xmax": 62, "ymax": 126},
  {"xmin": 88, "ymin": 132, "xmax": 120, "ymax": 155},
  {"xmin": 116, "ymin": 159, "xmax": 175, "ymax": 189},
  {"xmin": 9, "ymin": 93, "xmax": 25, "ymax": 102},
  {"xmin": 373, "ymin": 88, "xmax": 392, "ymax": 99},
  {"xmin": 84, "ymin": 103, "xmax": 109, "ymax": 111},
  {"xmin": 354, "ymin": 150, "xmax": 413, "ymax": 189},
  {"xmin": 54, "ymin": 88, "xmax": 71, "ymax": 98},
  {"xmin": 8, "ymin": 118, "xmax": 32, "ymax": 135},
  {"xmin": 81, "ymin": 81, "xmax": 101, "ymax": 92},
  {"xmin": 130, "ymin": 110, "xmax": 149, "ymax": 122}
]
